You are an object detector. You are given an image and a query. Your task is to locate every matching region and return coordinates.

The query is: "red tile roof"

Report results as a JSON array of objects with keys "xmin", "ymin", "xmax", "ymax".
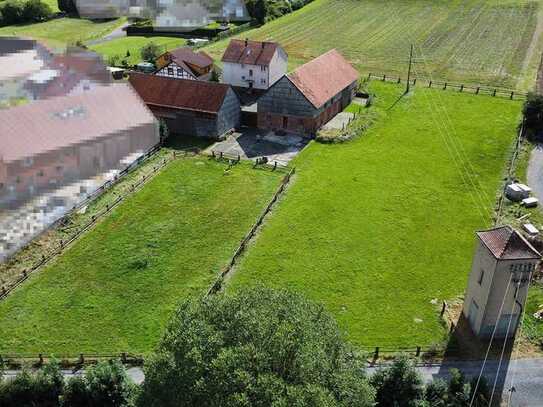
[
  {"xmin": 221, "ymin": 39, "xmax": 280, "ymax": 66},
  {"xmin": 168, "ymin": 47, "xmax": 213, "ymax": 68},
  {"xmin": 287, "ymin": 49, "xmax": 359, "ymax": 109},
  {"xmin": 477, "ymin": 226, "xmax": 540, "ymax": 260},
  {"xmin": 128, "ymin": 72, "xmax": 231, "ymax": 114},
  {"xmin": 0, "ymin": 83, "xmax": 156, "ymax": 163}
]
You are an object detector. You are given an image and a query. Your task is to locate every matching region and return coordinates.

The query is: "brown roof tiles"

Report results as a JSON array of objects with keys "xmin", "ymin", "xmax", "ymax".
[
  {"xmin": 221, "ymin": 39, "xmax": 280, "ymax": 66},
  {"xmin": 128, "ymin": 72, "xmax": 231, "ymax": 114},
  {"xmin": 476, "ymin": 226, "xmax": 540, "ymax": 260},
  {"xmin": 287, "ymin": 49, "xmax": 359, "ymax": 109},
  {"xmin": 168, "ymin": 47, "xmax": 213, "ymax": 68}
]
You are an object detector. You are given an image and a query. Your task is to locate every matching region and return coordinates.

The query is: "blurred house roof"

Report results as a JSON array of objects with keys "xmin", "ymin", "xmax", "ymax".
[
  {"xmin": 477, "ymin": 226, "xmax": 541, "ymax": 260},
  {"xmin": 221, "ymin": 39, "xmax": 281, "ymax": 66}
]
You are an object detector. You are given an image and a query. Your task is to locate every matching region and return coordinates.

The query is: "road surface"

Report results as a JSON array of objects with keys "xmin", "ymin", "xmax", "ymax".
[{"xmin": 3, "ymin": 359, "xmax": 542, "ymax": 406}]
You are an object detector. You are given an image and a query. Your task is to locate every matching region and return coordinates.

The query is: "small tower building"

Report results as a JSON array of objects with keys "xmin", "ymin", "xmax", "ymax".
[{"xmin": 463, "ymin": 226, "xmax": 540, "ymax": 339}]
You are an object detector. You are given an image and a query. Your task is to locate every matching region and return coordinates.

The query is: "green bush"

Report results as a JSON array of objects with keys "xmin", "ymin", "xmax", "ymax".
[
  {"xmin": 58, "ymin": 0, "xmax": 78, "ymax": 15},
  {"xmin": 370, "ymin": 355, "xmax": 426, "ymax": 407},
  {"xmin": 0, "ymin": 361, "xmax": 64, "ymax": 407},
  {"xmin": 0, "ymin": 0, "xmax": 52, "ymax": 25},
  {"xmin": 22, "ymin": 0, "xmax": 52, "ymax": 22},
  {"xmin": 138, "ymin": 286, "xmax": 375, "ymax": 407},
  {"xmin": 140, "ymin": 42, "xmax": 160, "ymax": 63}
]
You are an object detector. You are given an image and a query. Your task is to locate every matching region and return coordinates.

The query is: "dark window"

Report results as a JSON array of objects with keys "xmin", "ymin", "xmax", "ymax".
[
  {"xmin": 283, "ymin": 116, "xmax": 288, "ymax": 129},
  {"xmin": 249, "ymin": 69, "xmax": 253, "ymax": 76},
  {"xmin": 261, "ymin": 78, "xmax": 266, "ymax": 84},
  {"xmin": 478, "ymin": 269, "xmax": 485, "ymax": 285},
  {"xmin": 167, "ymin": 67, "xmax": 174, "ymax": 75},
  {"xmin": 177, "ymin": 68, "xmax": 183, "ymax": 76}
]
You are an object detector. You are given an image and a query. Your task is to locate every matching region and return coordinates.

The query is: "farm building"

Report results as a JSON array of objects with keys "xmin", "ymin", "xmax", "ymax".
[
  {"xmin": 155, "ymin": 47, "xmax": 214, "ymax": 81},
  {"xmin": 257, "ymin": 49, "xmax": 358, "ymax": 135},
  {"xmin": 128, "ymin": 72, "xmax": 240, "ymax": 139},
  {"xmin": 463, "ymin": 226, "xmax": 540, "ymax": 339},
  {"xmin": 221, "ymin": 39, "xmax": 287, "ymax": 90}
]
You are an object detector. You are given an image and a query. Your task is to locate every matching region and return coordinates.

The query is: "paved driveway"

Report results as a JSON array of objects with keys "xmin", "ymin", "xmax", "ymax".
[{"xmin": 206, "ymin": 128, "xmax": 310, "ymax": 166}]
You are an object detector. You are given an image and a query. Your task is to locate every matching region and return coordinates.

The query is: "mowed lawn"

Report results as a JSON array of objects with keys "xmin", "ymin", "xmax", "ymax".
[
  {"xmin": 204, "ymin": 0, "xmax": 543, "ymax": 89},
  {"xmin": 0, "ymin": 17, "xmax": 125, "ymax": 47},
  {"xmin": 89, "ymin": 36, "xmax": 186, "ymax": 66},
  {"xmin": 0, "ymin": 157, "xmax": 282, "ymax": 354},
  {"xmin": 229, "ymin": 82, "xmax": 522, "ymax": 348}
]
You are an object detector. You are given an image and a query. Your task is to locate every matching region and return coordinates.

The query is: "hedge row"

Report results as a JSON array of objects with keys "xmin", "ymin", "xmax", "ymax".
[{"xmin": 0, "ymin": 0, "xmax": 53, "ymax": 26}]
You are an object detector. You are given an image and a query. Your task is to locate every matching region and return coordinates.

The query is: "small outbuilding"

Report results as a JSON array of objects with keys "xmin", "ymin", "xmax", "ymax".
[
  {"xmin": 154, "ymin": 47, "xmax": 214, "ymax": 81},
  {"xmin": 256, "ymin": 49, "xmax": 358, "ymax": 135},
  {"xmin": 128, "ymin": 72, "xmax": 241, "ymax": 139}
]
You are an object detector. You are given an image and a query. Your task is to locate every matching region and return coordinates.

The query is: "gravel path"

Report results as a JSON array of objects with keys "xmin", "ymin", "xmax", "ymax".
[{"xmin": 526, "ymin": 144, "xmax": 543, "ymax": 204}]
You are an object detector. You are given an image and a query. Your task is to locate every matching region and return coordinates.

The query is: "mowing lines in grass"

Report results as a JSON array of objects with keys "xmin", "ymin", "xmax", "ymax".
[
  {"xmin": 0, "ymin": 157, "xmax": 282, "ymax": 354},
  {"xmin": 203, "ymin": 0, "xmax": 541, "ymax": 89},
  {"xmin": 228, "ymin": 81, "xmax": 521, "ymax": 348}
]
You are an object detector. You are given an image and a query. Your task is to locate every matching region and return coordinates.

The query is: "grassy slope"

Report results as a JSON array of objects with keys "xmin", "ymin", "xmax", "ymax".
[
  {"xmin": 89, "ymin": 36, "xmax": 186, "ymax": 65},
  {"xmin": 0, "ymin": 158, "xmax": 281, "ymax": 354},
  {"xmin": 0, "ymin": 17, "xmax": 125, "ymax": 48},
  {"xmin": 203, "ymin": 0, "xmax": 542, "ymax": 90},
  {"xmin": 229, "ymin": 81, "xmax": 521, "ymax": 348}
]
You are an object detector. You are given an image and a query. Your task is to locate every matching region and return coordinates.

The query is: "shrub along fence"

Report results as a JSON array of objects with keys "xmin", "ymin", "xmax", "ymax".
[
  {"xmin": 0, "ymin": 148, "xmax": 199, "ymax": 302},
  {"xmin": 0, "ymin": 353, "xmax": 144, "ymax": 369},
  {"xmin": 367, "ymin": 73, "xmax": 528, "ymax": 100}
]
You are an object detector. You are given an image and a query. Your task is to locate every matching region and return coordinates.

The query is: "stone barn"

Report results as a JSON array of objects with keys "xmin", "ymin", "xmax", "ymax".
[
  {"xmin": 129, "ymin": 72, "xmax": 241, "ymax": 139},
  {"xmin": 257, "ymin": 49, "xmax": 358, "ymax": 136}
]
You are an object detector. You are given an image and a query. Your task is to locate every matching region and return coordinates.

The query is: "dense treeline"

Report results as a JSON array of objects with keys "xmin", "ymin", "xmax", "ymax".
[
  {"xmin": 245, "ymin": 0, "xmax": 314, "ymax": 24},
  {"xmin": 0, "ymin": 288, "xmax": 493, "ymax": 406},
  {"xmin": 0, "ymin": 0, "xmax": 52, "ymax": 26}
]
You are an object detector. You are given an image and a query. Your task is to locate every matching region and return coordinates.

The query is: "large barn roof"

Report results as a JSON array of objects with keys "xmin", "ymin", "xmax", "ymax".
[
  {"xmin": 287, "ymin": 49, "xmax": 358, "ymax": 109},
  {"xmin": 221, "ymin": 39, "xmax": 281, "ymax": 66},
  {"xmin": 476, "ymin": 226, "xmax": 540, "ymax": 260},
  {"xmin": 128, "ymin": 72, "xmax": 231, "ymax": 114},
  {"xmin": 0, "ymin": 83, "xmax": 155, "ymax": 163}
]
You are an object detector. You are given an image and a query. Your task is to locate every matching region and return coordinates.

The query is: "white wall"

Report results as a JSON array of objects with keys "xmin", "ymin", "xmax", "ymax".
[{"xmin": 221, "ymin": 47, "xmax": 287, "ymax": 90}]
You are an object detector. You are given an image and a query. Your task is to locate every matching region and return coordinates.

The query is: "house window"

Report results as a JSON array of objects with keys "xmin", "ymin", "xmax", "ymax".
[
  {"xmin": 478, "ymin": 269, "xmax": 485, "ymax": 285},
  {"xmin": 177, "ymin": 68, "xmax": 183, "ymax": 76},
  {"xmin": 249, "ymin": 69, "xmax": 253, "ymax": 77},
  {"xmin": 261, "ymin": 65, "xmax": 266, "ymax": 72},
  {"xmin": 168, "ymin": 67, "xmax": 174, "ymax": 75},
  {"xmin": 261, "ymin": 78, "xmax": 266, "ymax": 85}
]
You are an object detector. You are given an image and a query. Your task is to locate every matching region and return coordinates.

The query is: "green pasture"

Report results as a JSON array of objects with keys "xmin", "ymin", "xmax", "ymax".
[
  {"xmin": 0, "ymin": 158, "xmax": 282, "ymax": 354},
  {"xmin": 229, "ymin": 81, "xmax": 522, "ymax": 348}
]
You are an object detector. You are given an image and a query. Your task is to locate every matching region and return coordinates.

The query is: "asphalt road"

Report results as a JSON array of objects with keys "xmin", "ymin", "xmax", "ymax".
[{"xmin": 3, "ymin": 359, "xmax": 542, "ymax": 406}]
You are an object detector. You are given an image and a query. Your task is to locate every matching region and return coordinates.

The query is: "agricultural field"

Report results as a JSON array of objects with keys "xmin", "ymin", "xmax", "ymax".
[
  {"xmin": 204, "ymin": 0, "xmax": 543, "ymax": 90},
  {"xmin": 0, "ymin": 17, "xmax": 125, "ymax": 48},
  {"xmin": 229, "ymin": 81, "xmax": 522, "ymax": 348},
  {"xmin": 0, "ymin": 157, "xmax": 282, "ymax": 354},
  {"xmin": 89, "ymin": 36, "xmax": 186, "ymax": 66}
]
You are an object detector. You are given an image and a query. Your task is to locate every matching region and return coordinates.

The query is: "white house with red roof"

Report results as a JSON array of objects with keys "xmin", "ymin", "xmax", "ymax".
[
  {"xmin": 463, "ymin": 225, "xmax": 540, "ymax": 339},
  {"xmin": 221, "ymin": 39, "xmax": 287, "ymax": 90}
]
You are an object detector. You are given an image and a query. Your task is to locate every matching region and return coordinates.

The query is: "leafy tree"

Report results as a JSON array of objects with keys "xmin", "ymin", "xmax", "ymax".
[
  {"xmin": 523, "ymin": 92, "xmax": 543, "ymax": 140},
  {"xmin": 468, "ymin": 376, "xmax": 490, "ymax": 407},
  {"xmin": 245, "ymin": 0, "xmax": 268, "ymax": 24},
  {"xmin": 0, "ymin": 361, "xmax": 64, "ymax": 407},
  {"xmin": 370, "ymin": 355, "xmax": 425, "ymax": 407},
  {"xmin": 159, "ymin": 119, "xmax": 169, "ymax": 143},
  {"xmin": 138, "ymin": 286, "xmax": 375, "ymax": 407},
  {"xmin": 140, "ymin": 42, "xmax": 160, "ymax": 63},
  {"xmin": 446, "ymin": 369, "xmax": 470, "ymax": 407},
  {"xmin": 22, "ymin": 0, "xmax": 52, "ymax": 22},
  {"xmin": 0, "ymin": 1, "xmax": 25, "ymax": 25},
  {"xmin": 58, "ymin": 0, "xmax": 78, "ymax": 15},
  {"xmin": 424, "ymin": 378, "xmax": 448, "ymax": 407}
]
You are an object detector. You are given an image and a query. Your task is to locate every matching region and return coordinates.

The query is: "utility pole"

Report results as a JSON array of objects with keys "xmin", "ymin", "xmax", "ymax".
[{"xmin": 405, "ymin": 43, "xmax": 414, "ymax": 94}]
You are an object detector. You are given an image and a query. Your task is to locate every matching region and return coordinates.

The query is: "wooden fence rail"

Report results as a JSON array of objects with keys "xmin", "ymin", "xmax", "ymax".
[
  {"xmin": 206, "ymin": 166, "xmax": 296, "ymax": 295},
  {"xmin": 366, "ymin": 73, "xmax": 528, "ymax": 100}
]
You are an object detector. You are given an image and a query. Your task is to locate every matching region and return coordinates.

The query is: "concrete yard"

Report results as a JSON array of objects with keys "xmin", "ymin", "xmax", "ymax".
[
  {"xmin": 206, "ymin": 128, "xmax": 310, "ymax": 166},
  {"xmin": 321, "ymin": 112, "xmax": 355, "ymax": 131}
]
